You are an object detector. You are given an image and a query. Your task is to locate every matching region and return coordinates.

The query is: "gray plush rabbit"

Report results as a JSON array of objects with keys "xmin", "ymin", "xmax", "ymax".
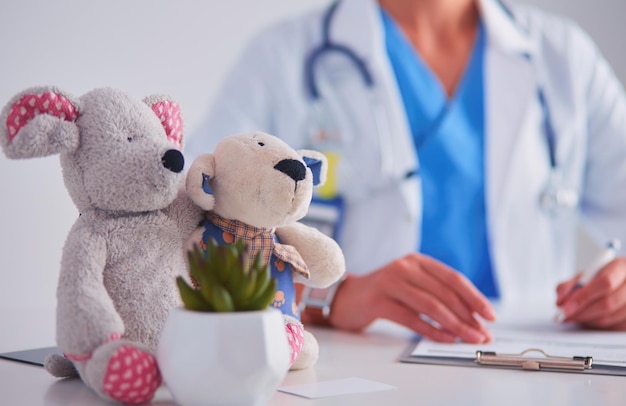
[{"xmin": 0, "ymin": 86, "xmax": 203, "ymax": 404}]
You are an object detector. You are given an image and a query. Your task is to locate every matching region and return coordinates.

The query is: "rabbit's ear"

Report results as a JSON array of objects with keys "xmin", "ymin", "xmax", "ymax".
[
  {"xmin": 0, "ymin": 86, "xmax": 80, "ymax": 159},
  {"xmin": 143, "ymin": 95, "xmax": 183, "ymax": 150},
  {"xmin": 186, "ymin": 153, "xmax": 216, "ymax": 211}
]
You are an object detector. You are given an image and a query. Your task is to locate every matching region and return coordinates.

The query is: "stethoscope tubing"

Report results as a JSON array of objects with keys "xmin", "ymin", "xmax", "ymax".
[{"xmin": 304, "ymin": 0, "xmax": 373, "ymax": 100}]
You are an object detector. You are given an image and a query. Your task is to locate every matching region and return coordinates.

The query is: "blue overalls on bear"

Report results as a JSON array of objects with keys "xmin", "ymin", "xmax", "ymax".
[{"xmin": 200, "ymin": 211, "xmax": 310, "ymax": 320}]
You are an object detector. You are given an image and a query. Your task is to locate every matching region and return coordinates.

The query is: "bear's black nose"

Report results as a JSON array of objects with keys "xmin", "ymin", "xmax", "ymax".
[
  {"xmin": 274, "ymin": 159, "xmax": 306, "ymax": 182},
  {"xmin": 162, "ymin": 149, "xmax": 184, "ymax": 173}
]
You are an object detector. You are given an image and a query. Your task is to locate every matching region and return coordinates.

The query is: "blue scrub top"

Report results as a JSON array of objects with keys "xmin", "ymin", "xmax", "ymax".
[{"xmin": 381, "ymin": 10, "xmax": 499, "ymax": 298}]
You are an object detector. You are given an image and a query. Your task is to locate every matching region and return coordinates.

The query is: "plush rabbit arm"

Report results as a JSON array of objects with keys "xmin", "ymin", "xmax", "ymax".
[{"xmin": 56, "ymin": 217, "xmax": 124, "ymax": 358}]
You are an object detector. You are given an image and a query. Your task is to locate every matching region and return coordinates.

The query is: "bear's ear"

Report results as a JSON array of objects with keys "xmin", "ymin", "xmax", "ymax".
[
  {"xmin": 0, "ymin": 86, "xmax": 80, "ymax": 159},
  {"xmin": 186, "ymin": 153, "xmax": 216, "ymax": 211},
  {"xmin": 298, "ymin": 149, "xmax": 328, "ymax": 187},
  {"xmin": 143, "ymin": 95, "xmax": 183, "ymax": 150}
]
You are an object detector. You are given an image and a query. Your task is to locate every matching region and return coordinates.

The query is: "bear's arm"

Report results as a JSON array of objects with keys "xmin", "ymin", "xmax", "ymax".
[{"xmin": 275, "ymin": 222, "xmax": 345, "ymax": 288}]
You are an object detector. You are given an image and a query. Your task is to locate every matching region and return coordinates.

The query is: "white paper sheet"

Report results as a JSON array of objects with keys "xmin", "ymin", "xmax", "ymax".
[
  {"xmin": 412, "ymin": 305, "xmax": 626, "ymax": 367},
  {"xmin": 278, "ymin": 377, "xmax": 396, "ymax": 399}
]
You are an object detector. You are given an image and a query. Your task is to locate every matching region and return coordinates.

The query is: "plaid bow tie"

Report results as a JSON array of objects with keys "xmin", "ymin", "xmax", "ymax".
[{"xmin": 206, "ymin": 211, "xmax": 310, "ymax": 279}]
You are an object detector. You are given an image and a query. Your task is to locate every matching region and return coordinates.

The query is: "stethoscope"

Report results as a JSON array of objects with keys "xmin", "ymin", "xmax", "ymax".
[
  {"xmin": 536, "ymin": 88, "xmax": 579, "ymax": 214},
  {"xmin": 497, "ymin": 0, "xmax": 579, "ymax": 215},
  {"xmin": 303, "ymin": 0, "xmax": 412, "ymax": 200},
  {"xmin": 304, "ymin": 0, "xmax": 578, "ymax": 214}
]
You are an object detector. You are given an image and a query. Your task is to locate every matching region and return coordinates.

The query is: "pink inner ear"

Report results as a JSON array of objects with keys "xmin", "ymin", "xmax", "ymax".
[
  {"xmin": 6, "ymin": 92, "xmax": 78, "ymax": 142},
  {"xmin": 150, "ymin": 100, "xmax": 182, "ymax": 150}
]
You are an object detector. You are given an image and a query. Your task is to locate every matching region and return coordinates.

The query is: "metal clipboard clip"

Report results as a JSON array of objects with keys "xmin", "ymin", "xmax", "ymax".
[{"xmin": 475, "ymin": 348, "xmax": 593, "ymax": 371}]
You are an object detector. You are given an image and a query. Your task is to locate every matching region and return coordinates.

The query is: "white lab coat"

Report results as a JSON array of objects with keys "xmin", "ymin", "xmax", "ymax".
[{"xmin": 187, "ymin": 0, "xmax": 626, "ymax": 303}]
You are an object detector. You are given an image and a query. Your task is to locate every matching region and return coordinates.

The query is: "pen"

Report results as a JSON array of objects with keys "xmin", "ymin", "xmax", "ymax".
[{"xmin": 554, "ymin": 239, "xmax": 621, "ymax": 323}]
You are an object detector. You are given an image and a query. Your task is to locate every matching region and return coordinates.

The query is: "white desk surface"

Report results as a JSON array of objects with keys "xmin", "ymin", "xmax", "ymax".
[{"xmin": 2, "ymin": 306, "xmax": 626, "ymax": 406}]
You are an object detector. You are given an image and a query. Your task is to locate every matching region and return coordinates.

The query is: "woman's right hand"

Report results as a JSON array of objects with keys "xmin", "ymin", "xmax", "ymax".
[{"xmin": 328, "ymin": 253, "xmax": 496, "ymax": 343}]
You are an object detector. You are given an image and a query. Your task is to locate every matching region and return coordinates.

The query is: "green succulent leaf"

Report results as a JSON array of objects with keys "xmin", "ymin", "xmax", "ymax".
[
  {"xmin": 211, "ymin": 284, "xmax": 235, "ymax": 312},
  {"xmin": 176, "ymin": 276, "xmax": 213, "ymax": 311},
  {"xmin": 180, "ymin": 238, "xmax": 277, "ymax": 312},
  {"xmin": 255, "ymin": 258, "xmax": 272, "ymax": 291},
  {"xmin": 226, "ymin": 261, "xmax": 245, "ymax": 297},
  {"xmin": 245, "ymin": 278, "xmax": 277, "ymax": 311}
]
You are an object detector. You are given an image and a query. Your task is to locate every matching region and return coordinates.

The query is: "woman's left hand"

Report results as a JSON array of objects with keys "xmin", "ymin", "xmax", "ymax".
[{"xmin": 556, "ymin": 258, "xmax": 626, "ymax": 330}]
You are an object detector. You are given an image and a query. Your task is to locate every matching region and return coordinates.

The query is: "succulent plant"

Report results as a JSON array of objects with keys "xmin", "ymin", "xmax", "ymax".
[{"xmin": 177, "ymin": 238, "xmax": 277, "ymax": 312}]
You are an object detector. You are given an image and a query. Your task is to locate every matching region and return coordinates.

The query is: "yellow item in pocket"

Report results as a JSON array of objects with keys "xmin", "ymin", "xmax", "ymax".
[{"xmin": 317, "ymin": 151, "xmax": 340, "ymax": 199}]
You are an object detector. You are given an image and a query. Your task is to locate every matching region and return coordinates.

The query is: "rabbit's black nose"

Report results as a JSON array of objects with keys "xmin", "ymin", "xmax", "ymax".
[
  {"xmin": 274, "ymin": 159, "xmax": 306, "ymax": 182},
  {"xmin": 162, "ymin": 149, "xmax": 184, "ymax": 173}
]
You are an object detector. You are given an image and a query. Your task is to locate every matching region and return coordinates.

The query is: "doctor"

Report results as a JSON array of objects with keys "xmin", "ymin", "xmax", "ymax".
[{"xmin": 187, "ymin": 0, "xmax": 626, "ymax": 342}]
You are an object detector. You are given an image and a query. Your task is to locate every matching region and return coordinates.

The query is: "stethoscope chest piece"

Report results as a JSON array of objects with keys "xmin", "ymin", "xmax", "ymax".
[{"xmin": 539, "ymin": 170, "xmax": 579, "ymax": 215}]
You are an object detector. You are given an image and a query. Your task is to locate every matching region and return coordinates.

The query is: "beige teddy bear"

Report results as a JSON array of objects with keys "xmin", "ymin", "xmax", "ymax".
[
  {"xmin": 185, "ymin": 131, "xmax": 346, "ymax": 369},
  {"xmin": 0, "ymin": 86, "xmax": 203, "ymax": 404}
]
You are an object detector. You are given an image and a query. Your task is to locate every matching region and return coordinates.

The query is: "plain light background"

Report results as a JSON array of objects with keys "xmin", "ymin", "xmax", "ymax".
[{"xmin": 0, "ymin": 0, "xmax": 624, "ymax": 343}]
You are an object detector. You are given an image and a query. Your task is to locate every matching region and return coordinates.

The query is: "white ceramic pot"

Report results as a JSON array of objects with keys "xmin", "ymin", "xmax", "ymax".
[{"xmin": 157, "ymin": 307, "xmax": 290, "ymax": 406}]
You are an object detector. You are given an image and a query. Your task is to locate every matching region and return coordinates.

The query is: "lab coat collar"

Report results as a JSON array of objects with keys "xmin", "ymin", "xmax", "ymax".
[
  {"xmin": 478, "ymin": 0, "xmax": 535, "ymax": 56},
  {"xmin": 330, "ymin": 0, "xmax": 536, "ymax": 61}
]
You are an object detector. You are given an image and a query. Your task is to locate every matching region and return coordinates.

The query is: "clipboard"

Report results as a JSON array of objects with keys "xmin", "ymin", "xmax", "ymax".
[
  {"xmin": 0, "ymin": 346, "xmax": 59, "ymax": 367},
  {"xmin": 399, "ymin": 339, "xmax": 626, "ymax": 376}
]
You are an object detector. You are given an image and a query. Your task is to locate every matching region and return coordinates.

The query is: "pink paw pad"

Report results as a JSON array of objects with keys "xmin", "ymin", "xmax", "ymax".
[
  {"xmin": 285, "ymin": 322, "xmax": 305, "ymax": 366},
  {"xmin": 102, "ymin": 345, "xmax": 162, "ymax": 404}
]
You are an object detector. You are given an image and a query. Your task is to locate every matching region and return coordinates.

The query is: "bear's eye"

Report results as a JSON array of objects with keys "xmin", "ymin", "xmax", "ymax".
[
  {"xmin": 127, "ymin": 137, "xmax": 133, "ymax": 143},
  {"xmin": 257, "ymin": 142, "xmax": 265, "ymax": 147}
]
